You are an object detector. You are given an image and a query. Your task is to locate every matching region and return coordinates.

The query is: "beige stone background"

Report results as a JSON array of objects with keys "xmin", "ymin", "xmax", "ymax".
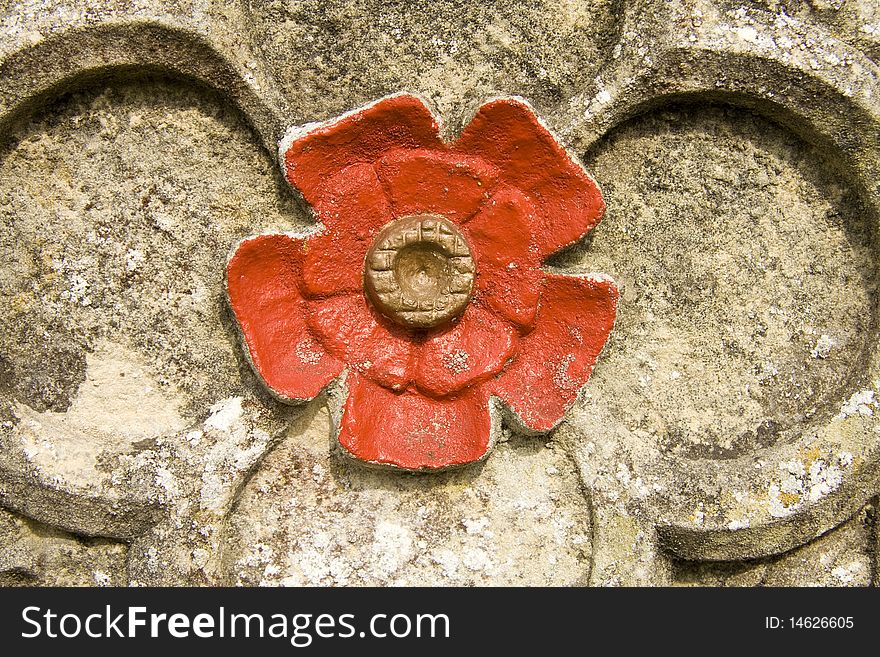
[{"xmin": 0, "ymin": 0, "xmax": 878, "ymax": 586}]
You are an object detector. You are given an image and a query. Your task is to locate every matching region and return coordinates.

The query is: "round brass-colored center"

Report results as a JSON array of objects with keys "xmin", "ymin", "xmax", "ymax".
[{"xmin": 364, "ymin": 215, "xmax": 475, "ymax": 329}]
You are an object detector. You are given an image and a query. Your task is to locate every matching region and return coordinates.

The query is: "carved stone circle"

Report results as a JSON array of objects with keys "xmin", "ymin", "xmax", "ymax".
[{"xmin": 363, "ymin": 214, "xmax": 475, "ymax": 329}]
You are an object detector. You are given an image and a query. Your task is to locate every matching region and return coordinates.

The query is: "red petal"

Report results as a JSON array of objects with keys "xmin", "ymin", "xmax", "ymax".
[
  {"xmin": 310, "ymin": 162, "xmax": 394, "ymax": 233},
  {"xmin": 492, "ymin": 274, "xmax": 618, "ymax": 432},
  {"xmin": 300, "ymin": 230, "xmax": 366, "ymax": 297},
  {"xmin": 416, "ymin": 303, "xmax": 518, "ymax": 397},
  {"xmin": 375, "ymin": 148, "xmax": 499, "ymax": 222},
  {"xmin": 226, "ymin": 234, "xmax": 343, "ymax": 401},
  {"xmin": 306, "ymin": 293, "xmax": 415, "ymax": 390},
  {"xmin": 284, "ymin": 95, "xmax": 442, "ymax": 206},
  {"xmin": 300, "ymin": 164, "xmax": 393, "ymax": 298},
  {"xmin": 462, "ymin": 187, "xmax": 542, "ymax": 330},
  {"xmin": 455, "ymin": 98, "xmax": 605, "ymax": 258},
  {"xmin": 338, "ymin": 373, "xmax": 492, "ymax": 469}
]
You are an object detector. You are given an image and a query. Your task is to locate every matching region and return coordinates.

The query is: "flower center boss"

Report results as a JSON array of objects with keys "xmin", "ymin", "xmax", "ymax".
[{"xmin": 364, "ymin": 215, "xmax": 474, "ymax": 329}]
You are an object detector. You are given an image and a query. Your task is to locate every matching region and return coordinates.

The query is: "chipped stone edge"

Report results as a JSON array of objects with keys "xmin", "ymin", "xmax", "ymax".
[{"xmin": 0, "ymin": 462, "xmax": 162, "ymax": 541}]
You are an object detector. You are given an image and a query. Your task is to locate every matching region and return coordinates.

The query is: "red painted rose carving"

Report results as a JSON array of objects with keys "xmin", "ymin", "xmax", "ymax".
[{"xmin": 226, "ymin": 94, "xmax": 618, "ymax": 470}]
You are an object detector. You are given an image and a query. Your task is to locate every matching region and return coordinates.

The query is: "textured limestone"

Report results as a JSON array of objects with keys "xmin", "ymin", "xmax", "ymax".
[
  {"xmin": 0, "ymin": 0, "xmax": 879, "ymax": 586},
  {"xmin": 0, "ymin": 507, "xmax": 127, "ymax": 586},
  {"xmin": 242, "ymin": 0, "xmax": 621, "ymax": 123},
  {"xmin": 223, "ymin": 405, "xmax": 591, "ymax": 586},
  {"xmin": 579, "ymin": 103, "xmax": 875, "ymax": 459}
]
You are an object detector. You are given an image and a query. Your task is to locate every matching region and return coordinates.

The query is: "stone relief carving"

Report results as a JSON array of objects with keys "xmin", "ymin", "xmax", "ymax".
[
  {"xmin": 0, "ymin": 0, "xmax": 877, "ymax": 586},
  {"xmin": 226, "ymin": 93, "xmax": 617, "ymax": 470}
]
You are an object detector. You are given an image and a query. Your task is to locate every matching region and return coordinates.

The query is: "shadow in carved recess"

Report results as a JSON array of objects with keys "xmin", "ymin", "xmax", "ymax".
[
  {"xmin": 0, "ymin": 507, "xmax": 127, "ymax": 586},
  {"xmin": 671, "ymin": 500, "xmax": 876, "ymax": 586},
  {"xmin": 555, "ymin": 102, "xmax": 878, "ymax": 460}
]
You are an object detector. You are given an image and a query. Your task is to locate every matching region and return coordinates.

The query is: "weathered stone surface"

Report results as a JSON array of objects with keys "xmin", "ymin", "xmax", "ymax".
[
  {"xmin": 0, "ymin": 79, "xmax": 296, "ymax": 419},
  {"xmin": 578, "ymin": 103, "xmax": 875, "ymax": 459},
  {"xmin": 243, "ymin": 0, "xmax": 621, "ymax": 121},
  {"xmin": 222, "ymin": 405, "xmax": 591, "ymax": 586},
  {"xmin": 0, "ymin": 0, "xmax": 879, "ymax": 586}
]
